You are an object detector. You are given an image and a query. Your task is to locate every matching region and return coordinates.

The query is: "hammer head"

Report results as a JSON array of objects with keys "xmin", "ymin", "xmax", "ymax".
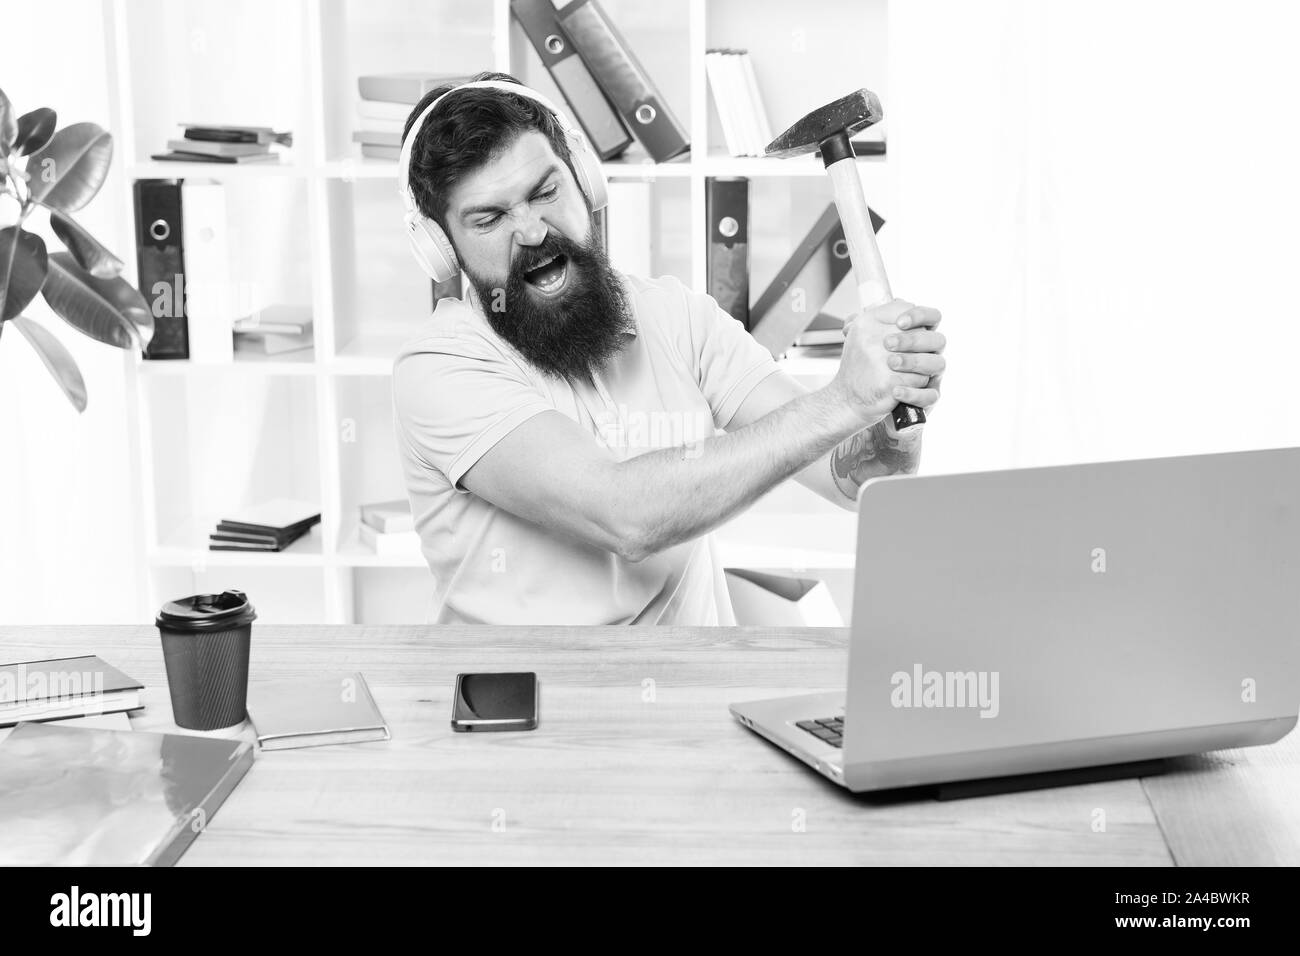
[{"xmin": 765, "ymin": 89, "xmax": 883, "ymax": 159}]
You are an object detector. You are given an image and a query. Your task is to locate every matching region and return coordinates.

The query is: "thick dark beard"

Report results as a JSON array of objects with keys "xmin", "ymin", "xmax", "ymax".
[{"xmin": 463, "ymin": 227, "xmax": 631, "ymax": 385}]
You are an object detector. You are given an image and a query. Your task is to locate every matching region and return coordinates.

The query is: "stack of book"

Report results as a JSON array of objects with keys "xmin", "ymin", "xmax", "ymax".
[
  {"xmin": 354, "ymin": 72, "xmax": 473, "ymax": 160},
  {"xmin": 0, "ymin": 656, "xmax": 143, "ymax": 727},
  {"xmin": 152, "ymin": 124, "xmax": 293, "ymax": 164},
  {"xmin": 233, "ymin": 304, "xmax": 313, "ymax": 357},
  {"xmin": 358, "ymin": 498, "xmax": 419, "ymax": 556},
  {"xmin": 705, "ymin": 49, "xmax": 773, "ymax": 158},
  {"xmin": 209, "ymin": 499, "xmax": 321, "ymax": 553}
]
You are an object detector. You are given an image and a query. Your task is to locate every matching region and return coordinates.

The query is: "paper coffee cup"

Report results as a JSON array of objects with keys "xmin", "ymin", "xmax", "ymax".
[{"xmin": 156, "ymin": 589, "xmax": 256, "ymax": 731}]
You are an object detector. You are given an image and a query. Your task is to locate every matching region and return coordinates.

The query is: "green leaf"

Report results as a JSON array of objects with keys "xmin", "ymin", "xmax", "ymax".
[
  {"xmin": 42, "ymin": 251, "xmax": 153, "ymax": 351},
  {"xmin": 0, "ymin": 88, "xmax": 16, "ymax": 152},
  {"xmin": 24, "ymin": 122, "xmax": 113, "ymax": 214},
  {"xmin": 0, "ymin": 226, "xmax": 49, "ymax": 321},
  {"xmin": 11, "ymin": 315, "xmax": 87, "ymax": 412},
  {"xmin": 48, "ymin": 208, "xmax": 124, "ymax": 278},
  {"xmin": 13, "ymin": 108, "xmax": 57, "ymax": 156}
]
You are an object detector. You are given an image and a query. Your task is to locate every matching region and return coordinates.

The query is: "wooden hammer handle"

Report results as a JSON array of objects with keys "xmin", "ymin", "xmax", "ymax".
[
  {"xmin": 825, "ymin": 157, "xmax": 925, "ymax": 432},
  {"xmin": 827, "ymin": 158, "xmax": 892, "ymax": 308}
]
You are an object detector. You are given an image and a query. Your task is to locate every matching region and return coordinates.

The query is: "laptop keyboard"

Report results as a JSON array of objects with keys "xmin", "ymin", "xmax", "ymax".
[{"xmin": 796, "ymin": 716, "xmax": 844, "ymax": 748}]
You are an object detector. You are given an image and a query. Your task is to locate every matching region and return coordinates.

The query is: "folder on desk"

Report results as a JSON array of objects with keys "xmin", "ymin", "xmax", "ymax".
[
  {"xmin": 246, "ymin": 673, "xmax": 390, "ymax": 750},
  {"xmin": 557, "ymin": 0, "xmax": 690, "ymax": 163},
  {"xmin": 511, "ymin": 0, "xmax": 633, "ymax": 161},
  {"xmin": 748, "ymin": 203, "xmax": 884, "ymax": 357},
  {"xmin": 0, "ymin": 722, "xmax": 253, "ymax": 866}
]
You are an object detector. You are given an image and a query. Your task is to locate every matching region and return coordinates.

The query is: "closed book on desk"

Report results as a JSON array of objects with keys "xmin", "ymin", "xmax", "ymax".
[
  {"xmin": 1, "ymin": 655, "xmax": 143, "ymax": 727},
  {"xmin": 246, "ymin": 673, "xmax": 390, "ymax": 750},
  {"xmin": 558, "ymin": 0, "xmax": 690, "ymax": 163},
  {"xmin": 0, "ymin": 722, "xmax": 253, "ymax": 866}
]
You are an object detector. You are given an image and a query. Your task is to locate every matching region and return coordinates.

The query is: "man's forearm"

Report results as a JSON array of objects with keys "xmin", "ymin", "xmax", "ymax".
[{"xmin": 611, "ymin": 381, "xmax": 873, "ymax": 559}]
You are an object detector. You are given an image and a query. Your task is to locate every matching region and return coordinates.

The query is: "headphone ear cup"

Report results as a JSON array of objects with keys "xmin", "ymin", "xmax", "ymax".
[
  {"xmin": 404, "ymin": 211, "xmax": 459, "ymax": 283},
  {"xmin": 566, "ymin": 132, "xmax": 608, "ymax": 212}
]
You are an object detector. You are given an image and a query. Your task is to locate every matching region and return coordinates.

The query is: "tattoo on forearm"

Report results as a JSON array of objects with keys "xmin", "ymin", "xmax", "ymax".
[{"xmin": 829, "ymin": 421, "xmax": 921, "ymax": 499}]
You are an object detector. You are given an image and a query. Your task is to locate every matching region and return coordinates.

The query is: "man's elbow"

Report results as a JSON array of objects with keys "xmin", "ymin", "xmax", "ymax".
[
  {"xmin": 610, "ymin": 523, "xmax": 658, "ymax": 563},
  {"xmin": 597, "ymin": 509, "xmax": 661, "ymax": 563}
]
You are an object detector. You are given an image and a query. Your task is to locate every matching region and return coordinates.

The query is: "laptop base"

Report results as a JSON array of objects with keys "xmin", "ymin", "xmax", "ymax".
[{"xmin": 931, "ymin": 758, "xmax": 1168, "ymax": 801}]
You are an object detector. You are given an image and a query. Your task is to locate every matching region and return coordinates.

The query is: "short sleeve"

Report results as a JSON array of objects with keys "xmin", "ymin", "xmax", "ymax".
[
  {"xmin": 393, "ymin": 331, "xmax": 553, "ymax": 491},
  {"xmin": 676, "ymin": 279, "xmax": 781, "ymax": 428}
]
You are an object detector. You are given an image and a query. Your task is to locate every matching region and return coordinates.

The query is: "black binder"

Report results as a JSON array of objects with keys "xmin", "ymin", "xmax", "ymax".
[
  {"xmin": 705, "ymin": 177, "xmax": 749, "ymax": 328},
  {"xmin": 133, "ymin": 179, "xmax": 188, "ymax": 360},
  {"xmin": 510, "ymin": 0, "xmax": 632, "ymax": 161},
  {"xmin": 748, "ymin": 203, "xmax": 885, "ymax": 357},
  {"xmin": 557, "ymin": 0, "xmax": 690, "ymax": 163}
]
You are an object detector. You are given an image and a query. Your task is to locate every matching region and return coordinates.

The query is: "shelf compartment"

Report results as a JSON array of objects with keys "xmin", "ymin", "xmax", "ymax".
[
  {"xmin": 319, "ymin": 0, "xmax": 495, "ymax": 164},
  {"xmin": 143, "ymin": 375, "xmax": 322, "ymax": 560},
  {"xmin": 119, "ymin": 0, "xmax": 311, "ymax": 168},
  {"xmin": 703, "ymin": 0, "xmax": 889, "ymax": 161}
]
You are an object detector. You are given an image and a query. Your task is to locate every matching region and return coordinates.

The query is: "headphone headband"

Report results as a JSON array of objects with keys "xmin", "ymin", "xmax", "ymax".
[{"xmin": 398, "ymin": 80, "xmax": 585, "ymax": 215}]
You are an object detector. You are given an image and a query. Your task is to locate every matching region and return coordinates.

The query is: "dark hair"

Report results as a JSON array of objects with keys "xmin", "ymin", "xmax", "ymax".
[{"xmin": 402, "ymin": 71, "xmax": 580, "ymax": 233}]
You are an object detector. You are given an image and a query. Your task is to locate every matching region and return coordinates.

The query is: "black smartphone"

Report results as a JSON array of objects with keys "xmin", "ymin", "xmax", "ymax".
[{"xmin": 451, "ymin": 672, "xmax": 539, "ymax": 732}]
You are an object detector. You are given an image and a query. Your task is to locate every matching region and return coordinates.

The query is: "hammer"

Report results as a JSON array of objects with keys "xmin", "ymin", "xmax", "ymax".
[{"xmin": 766, "ymin": 89, "xmax": 925, "ymax": 432}]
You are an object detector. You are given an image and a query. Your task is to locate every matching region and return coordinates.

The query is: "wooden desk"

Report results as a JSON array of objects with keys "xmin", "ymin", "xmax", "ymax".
[{"xmin": 2, "ymin": 625, "xmax": 1295, "ymax": 866}]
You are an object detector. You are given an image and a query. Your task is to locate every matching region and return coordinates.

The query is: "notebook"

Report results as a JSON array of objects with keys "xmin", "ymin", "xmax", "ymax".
[
  {"xmin": 246, "ymin": 673, "xmax": 390, "ymax": 750},
  {"xmin": 220, "ymin": 498, "xmax": 321, "ymax": 533},
  {"xmin": 0, "ymin": 655, "xmax": 144, "ymax": 726},
  {"xmin": 0, "ymin": 722, "xmax": 254, "ymax": 866}
]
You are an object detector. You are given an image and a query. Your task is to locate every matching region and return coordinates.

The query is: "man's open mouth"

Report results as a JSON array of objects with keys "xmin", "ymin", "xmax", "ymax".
[{"xmin": 522, "ymin": 253, "xmax": 569, "ymax": 296}]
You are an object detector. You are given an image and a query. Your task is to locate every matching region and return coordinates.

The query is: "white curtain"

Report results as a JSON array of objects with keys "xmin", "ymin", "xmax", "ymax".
[
  {"xmin": 890, "ymin": 0, "xmax": 1300, "ymax": 474},
  {"xmin": 0, "ymin": 0, "xmax": 141, "ymax": 624}
]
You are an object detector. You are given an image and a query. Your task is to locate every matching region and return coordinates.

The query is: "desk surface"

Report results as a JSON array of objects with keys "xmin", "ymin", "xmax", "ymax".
[{"xmin": 2, "ymin": 625, "xmax": 1296, "ymax": 866}]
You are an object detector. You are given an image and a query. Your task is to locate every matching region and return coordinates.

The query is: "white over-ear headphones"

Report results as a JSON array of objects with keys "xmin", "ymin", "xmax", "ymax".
[{"xmin": 397, "ymin": 80, "xmax": 609, "ymax": 283}]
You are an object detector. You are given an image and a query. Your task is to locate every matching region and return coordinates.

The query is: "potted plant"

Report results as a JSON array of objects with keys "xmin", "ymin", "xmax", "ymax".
[{"xmin": 0, "ymin": 85, "xmax": 152, "ymax": 412}]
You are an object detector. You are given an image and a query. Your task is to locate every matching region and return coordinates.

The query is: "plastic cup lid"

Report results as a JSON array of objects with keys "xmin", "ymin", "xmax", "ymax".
[{"xmin": 156, "ymin": 589, "xmax": 257, "ymax": 630}]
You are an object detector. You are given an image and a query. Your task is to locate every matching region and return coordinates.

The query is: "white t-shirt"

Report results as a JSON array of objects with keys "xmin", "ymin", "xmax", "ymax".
[{"xmin": 391, "ymin": 271, "xmax": 781, "ymax": 625}]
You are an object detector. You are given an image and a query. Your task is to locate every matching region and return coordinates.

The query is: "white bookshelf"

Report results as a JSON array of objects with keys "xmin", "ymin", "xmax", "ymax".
[{"xmin": 104, "ymin": 0, "xmax": 894, "ymax": 623}]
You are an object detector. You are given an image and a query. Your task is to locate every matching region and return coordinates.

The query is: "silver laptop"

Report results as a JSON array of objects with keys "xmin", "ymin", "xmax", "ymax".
[{"xmin": 730, "ymin": 447, "xmax": 1300, "ymax": 792}]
